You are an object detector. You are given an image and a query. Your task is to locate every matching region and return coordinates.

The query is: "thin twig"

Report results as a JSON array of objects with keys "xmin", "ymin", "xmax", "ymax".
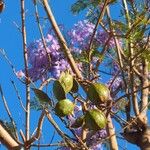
[
  {"xmin": 11, "ymin": 80, "xmax": 27, "ymax": 112},
  {"xmin": 20, "ymin": 0, "xmax": 31, "ymax": 141},
  {"xmin": 88, "ymin": 0, "xmax": 110, "ymax": 59},
  {"xmin": 0, "ymin": 85, "xmax": 19, "ymax": 140},
  {"xmin": 20, "ymin": 129, "xmax": 26, "ymax": 143},
  {"xmin": 39, "ymin": 78, "xmax": 55, "ymax": 90},
  {"xmin": 13, "ymin": 21, "xmax": 22, "ymax": 33},
  {"xmin": 122, "ymin": 0, "xmax": 140, "ymax": 116},
  {"xmin": 44, "ymin": 109, "xmax": 77, "ymax": 149},
  {"xmin": 94, "ymin": 35, "xmax": 112, "ymax": 72},
  {"xmin": 33, "ymin": 0, "xmax": 51, "ymax": 67},
  {"xmin": 115, "ymin": 84, "xmax": 150, "ymax": 103},
  {"xmin": 0, "ymin": 49, "xmax": 18, "ymax": 77},
  {"xmin": 25, "ymin": 111, "xmax": 45, "ymax": 147},
  {"xmin": 32, "ymin": 142, "xmax": 66, "ymax": 147}
]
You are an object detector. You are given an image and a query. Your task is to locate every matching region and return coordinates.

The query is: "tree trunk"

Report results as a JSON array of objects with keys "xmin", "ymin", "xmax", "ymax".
[
  {"xmin": 139, "ymin": 127, "xmax": 150, "ymax": 150},
  {"xmin": 123, "ymin": 126, "xmax": 150, "ymax": 150}
]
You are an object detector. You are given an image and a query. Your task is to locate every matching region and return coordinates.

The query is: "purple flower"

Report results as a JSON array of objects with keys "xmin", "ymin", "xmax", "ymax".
[
  {"xmin": 107, "ymin": 77, "xmax": 123, "ymax": 92},
  {"xmin": 91, "ymin": 143, "xmax": 102, "ymax": 150},
  {"xmin": 68, "ymin": 20, "xmax": 95, "ymax": 53},
  {"xmin": 25, "ymin": 20, "xmax": 120, "ymax": 82},
  {"xmin": 15, "ymin": 70, "xmax": 25, "ymax": 79},
  {"xmin": 68, "ymin": 20, "xmax": 117, "ymax": 54},
  {"xmin": 86, "ymin": 129, "xmax": 107, "ymax": 148},
  {"xmin": 26, "ymin": 33, "xmax": 71, "ymax": 81}
]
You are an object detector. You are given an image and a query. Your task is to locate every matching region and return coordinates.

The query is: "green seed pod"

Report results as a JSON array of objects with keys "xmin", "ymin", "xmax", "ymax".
[
  {"xmin": 88, "ymin": 83, "xmax": 110, "ymax": 104},
  {"xmin": 55, "ymin": 99, "xmax": 75, "ymax": 117},
  {"xmin": 59, "ymin": 71, "xmax": 73, "ymax": 93},
  {"xmin": 85, "ymin": 109, "xmax": 107, "ymax": 130}
]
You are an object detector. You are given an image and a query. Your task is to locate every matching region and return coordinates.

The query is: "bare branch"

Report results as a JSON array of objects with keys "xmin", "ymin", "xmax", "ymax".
[
  {"xmin": 106, "ymin": 114, "xmax": 118, "ymax": 150},
  {"xmin": 25, "ymin": 111, "xmax": 45, "ymax": 148},
  {"xmin": 140, "ymin": 60, "xmax": 149, "ymax": 124},
  {"xmin": 88, "ymin": 0, "xmax": 110, "ymax": 58},
  {"xmin": 42, "ymin": 0, "xmax": 83, "ymax": 80},
  {"xmin": 0, "ymin": 85, "xmax": 19, "ymax": 140},
  {"xmin": 11, "ymin": 80, "xmax": 27, "ymax": 112},
  {"xmin": 20, "ymin": 0, "xmax": 31, "ymax": 141},
  {"xmin": 44, "ymin": 109, "xmax": 78, "ymax": 149},
  {"xmin": 0, "ymin": 123, "xmax": 20, "ymax": 149}
]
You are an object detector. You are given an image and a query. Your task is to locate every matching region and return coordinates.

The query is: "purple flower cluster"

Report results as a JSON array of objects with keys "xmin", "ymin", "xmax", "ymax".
[
  {"xmin": 107, "ymin": 77, "xmax": 123, "ymax": 92},
  {"xmin": 27, "ymin": 34, "xmax": 70, "ymax": 80},
  {"xmin": 86, "ymin": 129, "xmax": 107, "ymax": 147},
  {"xmin": 16, "ymin": 20, "xmax": 119, "ymax": 82},
  {"xmin": 68, "ymin": 20, "xmax": 95, "ymax": 53},
  {"xmin": 68, "ymin": 20, "xmax": 116, "ymax": 54}
]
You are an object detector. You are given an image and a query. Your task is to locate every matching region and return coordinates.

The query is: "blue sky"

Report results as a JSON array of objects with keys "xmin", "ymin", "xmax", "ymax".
[{"xmin": 0, "ymin": 0, "xmax": 139, "ymax": 149}]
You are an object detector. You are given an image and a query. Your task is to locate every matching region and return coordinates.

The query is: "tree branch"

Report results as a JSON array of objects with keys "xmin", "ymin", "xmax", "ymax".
[
  {"xmin": 0, "ymin": 123, "xmax": 20, "ymax": 149},
  {"xmin": 20, "ymin": 0, "xmax": 31, "ymax": 141},
  {"xmin": 25, "ymin": 111, "xmax": 45, "ymax": 148},
  {"xmin": 0, "ymin": 85, "xmax": 18, "ymax": 140},
  {"xmin": 42, "ymin": 0, "xmax": 83, "ymax": 80},
  {"xmin": 140, "ymin": 59, "xmax": 149, "ymax": 124},
  {"xmin": 106, "ymin": 114, "xmax": 118, "ymax": 150},
  {"xmin": 44, "ymin": 109, "xmax": 77, "ymax": 149}
]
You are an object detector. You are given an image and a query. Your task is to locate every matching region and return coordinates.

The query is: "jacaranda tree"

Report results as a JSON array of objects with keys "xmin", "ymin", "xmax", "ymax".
[{"xmin": 0, "ymin": 0, "xmax": 150, "ymax": 149}]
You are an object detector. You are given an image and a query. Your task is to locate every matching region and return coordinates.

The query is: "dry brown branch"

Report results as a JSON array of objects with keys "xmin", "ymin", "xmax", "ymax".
[
  {"xmin": 42, "ymin": 0, "xmax": 83, "ymax": 80},
  {"xmin": 88, "ymin": 0, "xmax": 110, "ymax": 59},
  {"xmin": 140, "ymin": 60, "xmax": 149, "ymax": 124},
  {"xmin": 0, "ymin": 85, "xmax": 19, "ymax": 140},
  {"xmin": 122, "ymin": 0, "xmax": 140, "ymax": 116},
  {"xmin": 44, "ymin": 109, "xmax": 77, "ymax": 149},
  {"xmin": 0, "ymin": 123, "xmax": 20, "ymax": 149},
  {"xmin": 11, "ymin": 80, "xmax": 27, "ymax": 112},
  {"xmin": 20, "ymin": 0, "xmax": 31, "ymax": 141},
  {"xmin": 25, "ymin": 111, "xmax": 45, "ymax": 148},
  {"xmin": 106, "ymin": 114, "xmax": 118, "ymax": 150}
]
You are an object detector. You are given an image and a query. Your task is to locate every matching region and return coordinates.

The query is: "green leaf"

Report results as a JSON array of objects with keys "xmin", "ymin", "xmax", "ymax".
[
  {"xmin": 71, "ymin": 0, "xmax": 102, "ymax": 14},
  {"xmin": 53, "ymin": 80, "xmax": 66, "ymax": 101},
  {"xmin": 71, "ymin": 78, "xmax": 79, "ymax": 93},
  {"xmin": 32, "ymin": 88, "xmax": 51, "ymax": 104},
  {"xmin": 30, "ymin": 98, "xmax": 43, "ymax": 111},
  {"xmin": 71, "ymin": 0, "xmax": 89, "ymax": 14}
]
